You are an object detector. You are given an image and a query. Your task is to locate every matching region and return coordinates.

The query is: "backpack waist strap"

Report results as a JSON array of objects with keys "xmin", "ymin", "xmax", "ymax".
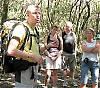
[{"xmin": 29, "ymin": 62, "xmax": 38, "ymax": 66}]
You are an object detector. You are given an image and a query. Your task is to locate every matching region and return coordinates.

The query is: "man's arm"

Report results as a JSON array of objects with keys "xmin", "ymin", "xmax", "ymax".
[
  {"xmin": 73, "ymin": 32, "xmax": 77, "ymax": 53},
  {"xmin": 39, "ymin": 36, "xmax": 51, "ymax": 54},
  {"xmin": 7, "ymin": 38, "xmax": 43, "ymax": 64},
  {"xmin": 7, "ymin": 24, "xmax": 43, "ymax": 64}
]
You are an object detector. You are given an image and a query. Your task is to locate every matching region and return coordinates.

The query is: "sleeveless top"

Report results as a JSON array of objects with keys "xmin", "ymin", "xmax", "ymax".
[
  {"xmin": 62, "ymin": 31, "xmax": 76, "ymax": 53},
  {"xmin": 47, "ymin": 37, "xmax": 59, "ymax": 57},
  {"xmin": 82, "ymin": 40, "xmax": 99, "ymax": 62}
]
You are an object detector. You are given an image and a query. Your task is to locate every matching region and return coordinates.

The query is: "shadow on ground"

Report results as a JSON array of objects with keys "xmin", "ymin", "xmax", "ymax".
[{"xmin": 0, "ymin": 58, "xmax": 100, "ymax": 88}]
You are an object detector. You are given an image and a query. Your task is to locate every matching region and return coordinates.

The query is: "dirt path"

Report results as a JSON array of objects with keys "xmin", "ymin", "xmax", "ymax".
[{"xmin": 0, "ymin": 59, "xmax": 100, "ymax": 88}]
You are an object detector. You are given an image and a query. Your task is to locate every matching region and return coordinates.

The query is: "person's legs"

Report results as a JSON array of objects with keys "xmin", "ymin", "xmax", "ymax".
[
  {"xmin": 92, "ymin": 84, "xmax": 98, "ymax": 88},
  {"xmin": 63, "ymin": 69, "xmax": 67, "ymax": 80},
  {"xmin": 80, "ymin": 62, "xmax": 89, "ymax": 88},
  {"xmin": 69, "ymin": 54, "xmax": 76, "ymax": 80},
  {"xmin": 80, "ymin": 84, "xmax": 86, "ymax": 88},
  {"xmin": 45, "ymin": 56, "xmax": 53, "ymax": 87},
  {"xmin": 70, "ymin": 69, "xmax": 74, "ymax": 79},
  {"xmin": 52, "ymin": 69, "xmax": 58, "ymax": 87},
  {"xmin": 62, "ymin": 53, "xmax": 68, "ymax": 86},
  {"xmin": 63, "ymin": 69, "xmax": 68, "ymax": 87},
  {"xmin": 70, "ymin": 68, "xmax": 78, "ymax": 87},
  {"xmin": 90, "ymin": 62, "xmax": 99, "ymax": 88},
  {"xmin": 69, "ymin": 54, "xmax": 78, "ymax": 86},
  {"xmin": 45, "ymin": 69, "xmax": 52, "ymax": 87}
]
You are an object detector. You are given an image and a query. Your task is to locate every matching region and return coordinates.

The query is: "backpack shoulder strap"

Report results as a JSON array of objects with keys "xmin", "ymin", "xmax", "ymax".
[
  {"xmin": 35, "ymin": 27, "xmax": 39, "ymax": 44},
  {"xmin": 19, "ymin": 24, "xmax": 30, "ymax": 50},
  {"xmin": 29, "ymin": 27, "xmax": 39, "ymax": 50},
  {"xmin": 57, "ymin": 35, "xmax": 61, "ymax": 50},
  {"xmin": 57, "ymin": 35, "xmax": 60, "ymax": 41},
  {"xmin": 35, "ymin": 27, "xmax": 39, "ymax": 39},
  {"xmin": 47, "ymin": 34, "xmax": 50, "ymax": 44}
]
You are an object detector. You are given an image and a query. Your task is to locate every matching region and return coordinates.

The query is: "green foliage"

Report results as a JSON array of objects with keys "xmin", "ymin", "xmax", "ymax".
[
  {"xmin": 0, "ymin": 0, "xmax": 3, "ymax": 22},
  {"xmin": 7, "ymin": 0, "xmax": 27, "ymax": 20},
  {"xmin": 1, "ymin": 0, "xmax": 100, "ymax": 56}
]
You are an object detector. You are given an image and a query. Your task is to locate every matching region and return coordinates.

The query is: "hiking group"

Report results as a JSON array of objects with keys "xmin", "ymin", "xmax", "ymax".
[{"xmin": 1, "ymin": 4, "xmax": 100, "ymax": 88}]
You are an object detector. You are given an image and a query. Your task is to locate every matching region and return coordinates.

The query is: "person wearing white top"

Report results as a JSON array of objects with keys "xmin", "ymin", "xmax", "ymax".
[{"xmin": 80, "ymin": 28, "xmax": 100, "ymax": 88}]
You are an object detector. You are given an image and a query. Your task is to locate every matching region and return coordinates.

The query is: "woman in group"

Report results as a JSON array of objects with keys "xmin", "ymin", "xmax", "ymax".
[
  {"xmin": 44, "ymin": 26, "xmax": 63, "ymax": 88},
  {"xmin": 80, "ymin": 28, "xmax": 100, "ymax": 88}
]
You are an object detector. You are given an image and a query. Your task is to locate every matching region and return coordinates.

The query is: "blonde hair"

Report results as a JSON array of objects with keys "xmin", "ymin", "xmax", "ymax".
[
  {"xmin": 27, "ymin": 5, "xmax": 39, "ymax": 14},
  {"xmin": 84, "ymin": 28, "xmax": 96, "ymax": 37}
]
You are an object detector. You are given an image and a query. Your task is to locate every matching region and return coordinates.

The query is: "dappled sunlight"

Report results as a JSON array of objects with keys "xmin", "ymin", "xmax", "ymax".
[{"xmin": 0, "ymin": 58, "xmax": 100, "ymax": 87}]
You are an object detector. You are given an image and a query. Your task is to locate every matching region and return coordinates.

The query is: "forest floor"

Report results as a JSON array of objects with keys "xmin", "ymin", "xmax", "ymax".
[{"xmin": 0, "ymin": 57, "xmax": 100, "ymax": 88}]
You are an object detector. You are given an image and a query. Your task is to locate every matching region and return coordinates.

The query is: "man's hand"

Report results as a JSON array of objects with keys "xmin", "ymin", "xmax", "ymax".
[
  {"xmin": 31, "ymin": 54, "xmax": 44, "ymax": 65},
  {"xmin": 37, "ymin": 56, "xmax": 44, "ymax": 65}
]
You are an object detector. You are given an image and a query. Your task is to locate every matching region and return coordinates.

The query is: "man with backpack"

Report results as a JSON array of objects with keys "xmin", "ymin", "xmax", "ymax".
[
  {"xmin": 61, "ymin": 21, "xmax": 78, "ymax": 87},
  {"xmin": 7, "ymin": 5, "xmax": 58, "ymax": 88}
]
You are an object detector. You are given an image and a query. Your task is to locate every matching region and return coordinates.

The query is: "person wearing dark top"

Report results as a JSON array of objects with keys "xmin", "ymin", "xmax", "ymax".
[
  {"xmin": 44, "ymin": 26, "xmax": 63, "ymax": 88},
  {"xmin": 60, "ymin": 21, "xmax": 78, "ymax": 87}
]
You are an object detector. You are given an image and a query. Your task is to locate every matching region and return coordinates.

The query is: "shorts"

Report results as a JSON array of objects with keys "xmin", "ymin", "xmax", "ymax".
[
  {"xmin": 80, "ymin": 61, "xmax": 99, "ymax": 84},
  {"xmin": 46, "ymin": 56, "xmax": 62, "ymax": 69},
  {"xmin": 15, "ymin": 65, "xmax": 38, "ymax": 88},
  {"xmin": 62, "ymin": 52, "xmax": 76, "ymax": 70}
]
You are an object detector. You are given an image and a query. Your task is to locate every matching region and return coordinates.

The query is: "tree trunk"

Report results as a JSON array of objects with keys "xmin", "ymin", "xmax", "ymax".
[{"xmin": 1, "ymin": 0, "xmax": 9, "ymax": 26}]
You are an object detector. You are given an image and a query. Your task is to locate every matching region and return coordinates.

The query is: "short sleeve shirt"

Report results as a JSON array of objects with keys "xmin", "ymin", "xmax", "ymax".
[{"xmin": 12, "ymin": 22, "xmax": 39, "ymax": 62}]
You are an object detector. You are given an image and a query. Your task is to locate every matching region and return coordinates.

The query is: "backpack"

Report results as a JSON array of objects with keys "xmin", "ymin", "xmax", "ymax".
[
  {"xmin": 62, "ymin": 31, "xmax": 75, "ymax": 53},
  {"xmin": 1, "ymin": 20, "xmax": 39, "ymax": 73},
  {"xmin": 47, "ymin": 35, "xmax": 60, "ymax": 50}
]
